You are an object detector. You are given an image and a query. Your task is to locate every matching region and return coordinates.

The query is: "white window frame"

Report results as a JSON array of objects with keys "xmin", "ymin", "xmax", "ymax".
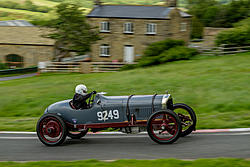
[
  {"xmin": 100, "ymin": 44, "xmax": 110, "ymax": 57},
  {"xmin": 100, "ymin": 22, "xmax": 110, "ymax": 32},
  {"xmin": 180, "ymin": 22, "xmax": 187, "ymax": 32},
  {"xmin": 124, "ymin": 22, "xmax": 134, "ymax": 34},
  {"xmin": 146, "ymin": 23, "xmax": 157, "ymax": 34}
]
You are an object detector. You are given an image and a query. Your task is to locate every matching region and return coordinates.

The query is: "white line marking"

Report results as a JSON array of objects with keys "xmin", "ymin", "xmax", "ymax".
[
  {"xmin": 196, "ymin": 132, "xmax": 250, "ymax": 136},
  {"xmin": 0, "ymin": 133, "xmax": 250, "ymax": 140},
  {"xmin": 0, "ymin": 137, "xmax": 37, "ymax": 139},
  {"xmin": 229, "ymin": 128, "xmax": 250, "ymax": 132},
  {"xmin": 0, "ymin": 128, "xmax": 250, "ymax": 135},
  {"xmin": 0, "ymin": 131, "xmax": 36, "ymax": 134}
]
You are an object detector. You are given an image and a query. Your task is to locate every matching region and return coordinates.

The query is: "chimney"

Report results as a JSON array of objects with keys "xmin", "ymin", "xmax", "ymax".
[
  {"xmin": 166, "ymin": 0, "xmax": 177, "ymax": 7},
  {"xmin": 94, "ymin": 0, "xmax": 102, "ymax": 6}
]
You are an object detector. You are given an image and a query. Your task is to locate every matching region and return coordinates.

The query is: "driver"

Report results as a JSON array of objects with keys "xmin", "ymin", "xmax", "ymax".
[{"xmin": 73, "ymin": 84, "xmax": 96, "ymax": 109}]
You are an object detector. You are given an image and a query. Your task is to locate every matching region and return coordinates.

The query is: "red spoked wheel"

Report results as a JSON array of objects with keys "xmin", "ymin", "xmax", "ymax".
[
  {"xmin": 36, "ymin": 114, "xmax": 67, "ymax": 146},
  {"xmin": 173, "ymin": 103, "xmax": 197, "ymax": 137},
  {"xmin": 147, "ymin": 110, "xmax": 182, "ymax": 144}
]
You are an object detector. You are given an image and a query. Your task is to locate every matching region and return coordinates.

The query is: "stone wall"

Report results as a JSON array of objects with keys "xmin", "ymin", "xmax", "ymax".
[
  {"xmin": 0, "ymin": 44, "xmax": 54, "ymax": 67},
  {"xmin": 203, "ymin": 27, "xmax": 230, "ymax": 47}
]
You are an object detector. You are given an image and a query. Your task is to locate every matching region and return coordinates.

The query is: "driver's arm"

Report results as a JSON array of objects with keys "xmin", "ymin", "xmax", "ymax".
[{"xmin": 83, "ymin": 91, "xmax": 96, "ymax": 99}]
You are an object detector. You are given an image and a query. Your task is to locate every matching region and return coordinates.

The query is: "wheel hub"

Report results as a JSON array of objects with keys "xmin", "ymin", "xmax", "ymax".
[{"xmin": 45, "ymin": 120, "xmax": 60, "ymax": 138}]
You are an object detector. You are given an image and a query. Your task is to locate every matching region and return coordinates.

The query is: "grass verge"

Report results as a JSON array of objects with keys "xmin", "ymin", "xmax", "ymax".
[
  {"xmin": 0, "ymin": 52, "xmax": 249, "ymax": 131},
  {"xmin": 0, "ymin": 159, "xmax": 249, "ymax": 167},
  {"xmin": 0, "ymin": 117, "xmax": 37, "ymax": 131}
]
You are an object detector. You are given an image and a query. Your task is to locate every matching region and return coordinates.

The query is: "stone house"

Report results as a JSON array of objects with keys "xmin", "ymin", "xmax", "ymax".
[
  {"xmin": 0, "ymin": 20, "xmax": 54, "ymax": 68},
  {"xmin": 87, "ymin": 0, "xmax": 191, "ymax": 63}
]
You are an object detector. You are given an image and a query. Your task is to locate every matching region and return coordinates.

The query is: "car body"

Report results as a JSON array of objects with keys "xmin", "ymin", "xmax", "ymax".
[{"xmin": 37, "ymin": 92, "xmax": 196, "ymax": 146}]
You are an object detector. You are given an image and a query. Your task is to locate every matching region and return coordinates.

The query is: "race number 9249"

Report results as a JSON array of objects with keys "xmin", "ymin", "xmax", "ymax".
[{"xmin": 97, "ymin": 110, "xmax": 119, "ymax": 121}]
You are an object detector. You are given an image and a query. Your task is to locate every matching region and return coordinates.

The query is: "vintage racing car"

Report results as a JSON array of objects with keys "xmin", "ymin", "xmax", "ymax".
[{"xmin": 37, "ymin": 92, "xmax": 196, "ymax": 146}]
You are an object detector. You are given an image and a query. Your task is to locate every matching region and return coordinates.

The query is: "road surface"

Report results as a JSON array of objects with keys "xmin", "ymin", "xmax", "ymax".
[
  {"xmin": 0, "ymin": 132, "xmax": 249, "ymax": 161},
  {"xmin": 0, "ymin": 73, "xmax": 36, "ymax": 81}
]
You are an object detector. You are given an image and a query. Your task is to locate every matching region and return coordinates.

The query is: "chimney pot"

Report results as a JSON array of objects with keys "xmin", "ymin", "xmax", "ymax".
[
  {"xmin": 166, "ymin": 0, "xmax": 177, "ymax": 7},
  {"xmin": 94, "ymin": 0, "xmax": 102, "ymax": 6}
]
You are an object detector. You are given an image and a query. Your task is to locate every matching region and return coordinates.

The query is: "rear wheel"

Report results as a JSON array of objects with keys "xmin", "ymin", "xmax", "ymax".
[
  {"xmin": 67, "ymin": 129, "xmax": 88, "ymax": 139},
  {"xmin": 147, "ymin": 110, "xmax": 182, "ymax": 144},
  {"xmin": 36, "ymin": 114, "xmax": 67, "ymax": 146},
  {"xmin": 173, "ymin": 103, "xmax": 197, "ymax": 137}
]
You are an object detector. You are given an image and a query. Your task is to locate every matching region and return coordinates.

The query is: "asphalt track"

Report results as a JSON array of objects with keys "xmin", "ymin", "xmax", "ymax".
[
  {"xmin": 0, "ymin": 132, "xmax": 250, "ymax": 161},
  {"xmin": 0, "ymin": 73, "xmax": 36, "ymax": 81}
]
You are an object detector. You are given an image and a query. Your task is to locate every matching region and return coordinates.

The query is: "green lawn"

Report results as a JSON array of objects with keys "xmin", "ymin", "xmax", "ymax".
[
  {"xmin": 0, "ymin": 7, "xmax": 51, "ymax": 21},
  {"xmin": 0, "ymin": 159, "xmax": 249, "ymax": 167},
  {"xmin": 0, "ymin": 52, "xmax": 249, "ymax": 131},
  {"xmin": 0, "ymin": 7, "xmax": 49, "ymax": 16},
  {"xmin": 0, "ymin": 0, "xmax": 59, "ymax": 7}
]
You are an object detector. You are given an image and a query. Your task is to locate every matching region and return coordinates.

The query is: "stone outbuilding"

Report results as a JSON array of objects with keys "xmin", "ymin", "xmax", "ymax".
[
  {"xmin": 0, "ymin": 20, "xmax": 54, "ymax": 68},
  {"xmin": 87, "ymin": 0, "xmax": 192, "ymax": 63}
]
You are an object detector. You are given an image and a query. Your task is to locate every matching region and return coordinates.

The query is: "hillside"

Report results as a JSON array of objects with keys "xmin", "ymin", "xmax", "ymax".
[
  {"xmin": 0, "ymin": 0, "xmax": 232, "ymax": 22},
  {"xmin": 0, "ymin": 52, "xmax": 249, "ymax": 131}
]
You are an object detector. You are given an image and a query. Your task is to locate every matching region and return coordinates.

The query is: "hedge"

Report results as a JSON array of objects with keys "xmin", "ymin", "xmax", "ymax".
[{"xmin": 0, "ymin": 67, "xmax": 37, "ymax": 75}]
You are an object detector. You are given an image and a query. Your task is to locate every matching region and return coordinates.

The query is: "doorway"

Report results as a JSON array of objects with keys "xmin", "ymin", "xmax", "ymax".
[{"xmin": 124, "ymin": 45, "xmax": 134, "ymax": 63}]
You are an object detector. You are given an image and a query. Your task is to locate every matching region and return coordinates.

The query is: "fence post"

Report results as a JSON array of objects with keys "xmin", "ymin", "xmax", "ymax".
[
  {"xmin": 80, "ymin": 62, "xmax": 91, "ymax": 74},
  {"xmin": 219, "ymin": 44, "xmax": 226, "ymax": 56}
]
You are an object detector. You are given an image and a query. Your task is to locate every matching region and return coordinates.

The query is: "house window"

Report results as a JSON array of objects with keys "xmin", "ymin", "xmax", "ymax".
[
  {"xmin": 146, "ymin": 23, "xmax": 157, "ymax": 34},
  {"xmin": 180, "ymin": 23, "xmax": 187, "ymax": 32},
  {"xmin": 100, "ymin": 22, "xmax": 110, "ymax": 32},
  {"xmin": 124, "ymin": 22, "xmax": 134, "ymax": 33},
  {"xmin": 100, "ymin": 44, "xmax": 110, "ymax": 57}
]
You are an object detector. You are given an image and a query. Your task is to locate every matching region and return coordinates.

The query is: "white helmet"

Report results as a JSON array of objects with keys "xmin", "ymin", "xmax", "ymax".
[{"xmin": 75, "ymin": 84, "xmax": 87, "ymax": 95}]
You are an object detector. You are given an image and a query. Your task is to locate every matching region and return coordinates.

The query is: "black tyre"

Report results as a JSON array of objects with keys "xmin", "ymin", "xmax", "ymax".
[
  {"xmin": 147, "ymin": 110, "xmax": 182, "ymax": 144},
  {"xmin": 173, "ymin": 103, "xmax": 197, "ymax": 137},
  {"xmin": 36, "ymin": 114, "xmax": 67, "ymax": 146},
  {"xmin": 67, "ymin": 129, "xmax": 88, "ymax": 139}
]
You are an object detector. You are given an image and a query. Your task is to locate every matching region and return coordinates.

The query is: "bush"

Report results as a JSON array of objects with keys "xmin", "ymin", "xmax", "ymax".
[
  {"xmin": 0, "ymin": 63, "xmax": 7, "ymax": 70},
  {"xmin": 159, "ymin": 46, "xmax": 199, "ymax": 63},
  {"xmin": 30, "ymin": 19, "xmax": 52, "ymax": 26},
  {"xmin": 191, "ymin": 16, "xmax": 204, "ymax": 39},
  {"xmin": 120, "ymin": 64, "xmax": 138, "ymax": 71},
  {"xmin": 125, "ymin": 45, "xmax": 199, "ymax": 68},
  {"xmin": 137, "ymin": 39, "xmax": 187, "ymax": 67},
  {"xmin": 143, "ymin": 39, "xmax": 185, "ymax": 58},
  {"xmin": 216, "ymin": 17, "xmax": 250, "ymax": 46},
  {"xmin": 138, "ymin": 55, "xmax": 162, "ymax": 67},
  {"xmin": 216, "ymin": 27, "xmax": 250, "ymax": 46}
]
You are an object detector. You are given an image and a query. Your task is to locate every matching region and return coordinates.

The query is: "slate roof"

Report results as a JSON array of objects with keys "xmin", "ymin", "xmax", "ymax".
[
  {"xmin": 87, "ymin": 5, "xmax": 191, "ymax": 19},
  {"xmin": 0, "ymin": 20, "xmax": 34, "ymax": 27}
]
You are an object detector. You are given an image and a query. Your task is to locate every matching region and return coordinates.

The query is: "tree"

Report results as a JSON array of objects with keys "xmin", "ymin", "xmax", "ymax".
[
  {"xmin": 45, "ymin": 3, "xmax": 100, "ymax": 56},
  {"xmin": 188, "ymin": 0, "xmax": 250, "ymax": 28},
  {"xmin": 191, "ymin": 16, "xmax": 204, "ymax": 39}
]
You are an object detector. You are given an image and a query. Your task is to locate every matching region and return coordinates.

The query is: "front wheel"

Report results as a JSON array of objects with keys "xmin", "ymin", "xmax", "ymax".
[
  {"xmin": 36, "ymin": 114, "xmax": 67, "ymax": 146},
  {"xmin": 173, "ymin": 103, "xmax": 197, "ymax": 137},
  {"xmin": 147, "ymin": 110, "xmax": 182, "ymax": 144}
]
